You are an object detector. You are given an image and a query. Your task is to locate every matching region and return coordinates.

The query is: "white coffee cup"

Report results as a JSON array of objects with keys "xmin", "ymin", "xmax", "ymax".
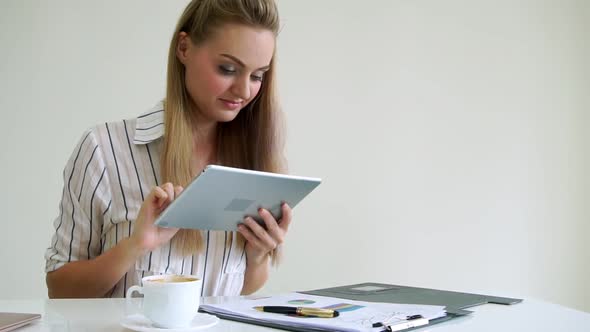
[{"xmin": 126, "ymin": 274, "xmax": 202, "ymax": 328}]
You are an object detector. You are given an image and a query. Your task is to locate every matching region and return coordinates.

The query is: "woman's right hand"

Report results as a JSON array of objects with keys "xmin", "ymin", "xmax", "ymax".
[{"xmin": 129, "ymin": 183, "xmax": 183, "ymax": 254}]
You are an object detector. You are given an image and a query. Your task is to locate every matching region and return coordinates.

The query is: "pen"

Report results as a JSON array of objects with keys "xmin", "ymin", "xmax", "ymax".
[
  {"xmin": 372, "ymin": 315, "xmax": 428, "ymax": 331},
  {"xmin": 253, "ymin": 306, "xmax": 340, "ymax": 318}
]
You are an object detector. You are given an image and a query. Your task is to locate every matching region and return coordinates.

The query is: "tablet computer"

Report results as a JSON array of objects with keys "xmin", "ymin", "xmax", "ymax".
[{"xmin": 154, "ymin": 165, "xmax": 321, "ymax": 231}]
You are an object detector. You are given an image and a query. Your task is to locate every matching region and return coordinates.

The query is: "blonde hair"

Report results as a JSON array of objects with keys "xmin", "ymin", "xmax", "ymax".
[{"xmin": 162, "ymin": 0, "xmax": 285, "ymax": 264}]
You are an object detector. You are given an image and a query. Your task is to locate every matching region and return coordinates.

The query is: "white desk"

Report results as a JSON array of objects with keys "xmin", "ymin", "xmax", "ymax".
[{"xmin": 1, "ymin": 296, "xmax": 589, "ymax": 331}]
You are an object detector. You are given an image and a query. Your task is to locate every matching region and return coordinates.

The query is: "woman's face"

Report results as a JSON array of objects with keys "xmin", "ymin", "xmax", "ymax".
[{"xmin": 177, "ymin": 23, "xmax": 275, "ymax": 123}]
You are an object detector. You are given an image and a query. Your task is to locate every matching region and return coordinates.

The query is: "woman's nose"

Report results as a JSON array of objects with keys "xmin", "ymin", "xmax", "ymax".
[{"xmin": 231, "ymin": 76, "xmax": 251, "ymax": 101}]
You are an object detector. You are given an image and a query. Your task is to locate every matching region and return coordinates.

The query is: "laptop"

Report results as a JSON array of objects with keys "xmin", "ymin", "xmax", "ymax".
[
  {"xmin": 0, "ymin": 313, "xmax": 41, "ymax": 332},
  {"xmin": 155, "ymin": 165, "xmax": 321, "ymax": 231}
]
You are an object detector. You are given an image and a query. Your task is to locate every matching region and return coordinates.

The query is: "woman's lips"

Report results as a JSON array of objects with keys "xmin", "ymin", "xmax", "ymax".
[{"xmin": 219, "ymin": 98, "xmax": 242, "ymax": 110}]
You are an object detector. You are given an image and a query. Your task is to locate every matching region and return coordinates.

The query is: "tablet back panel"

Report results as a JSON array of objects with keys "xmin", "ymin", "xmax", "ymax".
[{"xmin": 155, "ymin": 165, "xmax": 321, "ymax": 231}]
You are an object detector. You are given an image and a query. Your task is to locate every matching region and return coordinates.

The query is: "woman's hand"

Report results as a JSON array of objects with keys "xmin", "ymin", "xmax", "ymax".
[
  {"xmin": 130, "ymin": 183, "xmax": 183, "ymax": 254},
  {"xmin": 238, "ymin": 203, "xmax": 292, "ymax": 265}
]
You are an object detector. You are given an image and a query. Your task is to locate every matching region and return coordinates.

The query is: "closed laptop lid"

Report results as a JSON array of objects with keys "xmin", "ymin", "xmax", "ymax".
[{"xmin": 0, "ymin": 312, "xmax": 41, "ymax": 332}]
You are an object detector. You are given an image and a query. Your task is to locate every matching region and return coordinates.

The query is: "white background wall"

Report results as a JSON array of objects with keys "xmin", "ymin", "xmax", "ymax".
[{"xmin": 1, "ymin": 0, "xmax": 588, "ymax": 312}]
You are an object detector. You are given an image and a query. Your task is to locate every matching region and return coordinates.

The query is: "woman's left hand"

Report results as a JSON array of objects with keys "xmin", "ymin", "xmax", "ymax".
[{"xmin": 238, "ymin": 203, "xmax": 292, "ymax": 265}]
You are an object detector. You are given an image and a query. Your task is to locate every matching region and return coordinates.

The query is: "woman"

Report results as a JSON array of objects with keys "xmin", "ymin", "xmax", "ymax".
[{"xmin": 44, "ymin": 0, "xmax": 291, "ymax": 298}]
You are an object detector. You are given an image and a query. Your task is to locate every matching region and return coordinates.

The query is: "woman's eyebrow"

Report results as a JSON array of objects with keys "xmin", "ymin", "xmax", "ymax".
[{"xmin": 220, "ymin": 53, "xmax": 270, "ymax": 71}]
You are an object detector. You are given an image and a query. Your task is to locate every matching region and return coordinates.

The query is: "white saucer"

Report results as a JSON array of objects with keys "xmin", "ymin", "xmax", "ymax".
[{"xmin": 120, "ymin": 313, "xmax": 220, "ymax": 332}]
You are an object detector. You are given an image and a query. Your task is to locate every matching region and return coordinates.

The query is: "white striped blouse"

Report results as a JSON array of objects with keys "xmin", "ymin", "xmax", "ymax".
[{"xmin": 44, "ymin": 101, "xmax": 247, "ymax": 297}]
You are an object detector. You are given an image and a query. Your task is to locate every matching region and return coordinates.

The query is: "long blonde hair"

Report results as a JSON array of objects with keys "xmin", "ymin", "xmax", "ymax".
[{"xmin": 162, "ymin": 0, "xmax": 285, "ymax": 263}]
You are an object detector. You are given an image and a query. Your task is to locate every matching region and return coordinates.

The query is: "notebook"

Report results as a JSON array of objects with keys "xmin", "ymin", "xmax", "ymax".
[{"xmin": 0, "ymin": 312, "xmax": 41, "ymax": 332}]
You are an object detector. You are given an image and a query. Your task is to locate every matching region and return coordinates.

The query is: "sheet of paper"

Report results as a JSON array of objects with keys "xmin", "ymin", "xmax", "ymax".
[{"xmin": 201, "ymin": 293, "xmax": 446, "ymax": 332}]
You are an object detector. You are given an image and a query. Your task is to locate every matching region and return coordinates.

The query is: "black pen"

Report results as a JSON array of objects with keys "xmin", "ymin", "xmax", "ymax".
[{"xmin": 253, "ymin": 306, "xmax": 340, "ymax": 318}]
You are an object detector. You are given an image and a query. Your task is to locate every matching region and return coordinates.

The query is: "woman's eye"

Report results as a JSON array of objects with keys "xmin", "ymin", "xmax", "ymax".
[
  {"xmin": 218, "ymin": 65, "xmax": 236, "ymax": 75},
  {"xmin": 251, "ymin": 74, "xmax": 264, "ymax": 82}
]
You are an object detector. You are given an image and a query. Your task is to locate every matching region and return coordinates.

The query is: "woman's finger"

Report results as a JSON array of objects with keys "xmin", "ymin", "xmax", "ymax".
[
  {"xmin": 161, "ymin": 182, "xmax": 175, "ymax": 201},
  {"xmin": 244, "ymin": 217, "xmax": 274, "ymax": 242},
  {"xmin": 258, "ymin": 208, "xmax": 282, "ymax": 242},
  {"xmin": 278, "ymin": 203, "xmax": 292, "ymax": 232},
  {"xmin": 238, "ymin": 223, "xmax": 264, "ymax": 250},
  {"xmin": 243, "ymin": 217, "xmax": 276, "ymax": 250},
  {"xmin": 174, "ymin": 185, "xmax": 184, "ymax": 197},
  {"xmin": 152, "ymin": 186, "xmax": 168, "ymax": 209}
]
